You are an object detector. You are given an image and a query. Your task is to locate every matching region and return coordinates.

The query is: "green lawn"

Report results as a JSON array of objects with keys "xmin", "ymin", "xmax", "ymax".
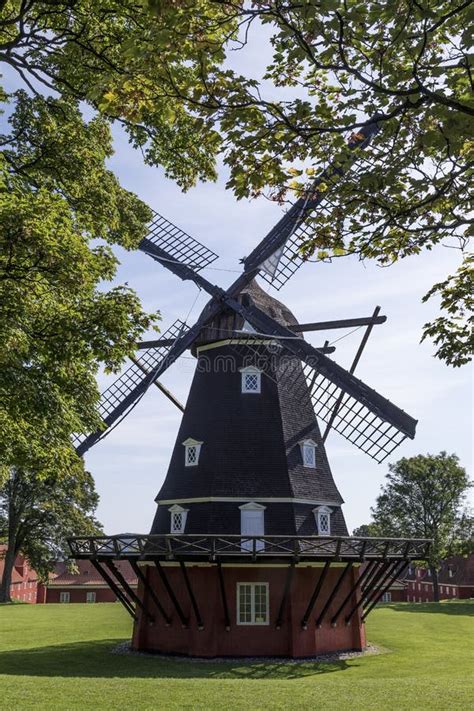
[{"xmin": 0, "ymin": 601, "xmax": 472, "ymax": 710}]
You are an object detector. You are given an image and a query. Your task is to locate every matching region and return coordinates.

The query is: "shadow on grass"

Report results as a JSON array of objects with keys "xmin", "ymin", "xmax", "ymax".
[
  {"xmin": 0, "ymin": 640, "xmax": 355, "ymax": 680},
  {"xmin": 385, "ymin": 602, "xmax": 474, "ymax": 616}
]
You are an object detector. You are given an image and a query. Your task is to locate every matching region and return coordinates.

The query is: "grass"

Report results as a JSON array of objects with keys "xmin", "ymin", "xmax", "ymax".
[{"xmin": 0, "ymin": 601, "xmax": 472, "ymax": 710}]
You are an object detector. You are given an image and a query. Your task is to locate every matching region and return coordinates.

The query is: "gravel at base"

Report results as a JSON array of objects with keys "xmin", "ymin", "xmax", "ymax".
[{"xmin": 111, "ymin": 640, "xmax": 381, "ymax": 663}]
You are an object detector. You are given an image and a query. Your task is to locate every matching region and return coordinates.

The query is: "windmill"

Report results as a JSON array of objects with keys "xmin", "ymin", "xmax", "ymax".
[{"xmin": 69, "ymin": 116, "xmax": 430, "ymax": 658}]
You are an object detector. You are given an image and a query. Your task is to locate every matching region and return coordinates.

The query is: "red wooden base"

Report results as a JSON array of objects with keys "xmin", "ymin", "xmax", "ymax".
[{"xmin": 132, "ymin": 564, "xmax": 366, "ymax": 658}]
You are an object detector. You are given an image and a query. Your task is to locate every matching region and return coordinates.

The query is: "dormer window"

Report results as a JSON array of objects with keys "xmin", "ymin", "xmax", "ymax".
[
  {"xmin": 313, "ymin": 506, "xmax": 332, "ymax": 535},
  {"xmin": 240, "ymin": 366, "xmax": 261, "ymax": 394},
  {"xmin": 300, "ymin": 439, "xmax": 317, "ymax": 468},
  {"xmin": 169, "ymin": 505, "xmax": 188, "ymax": 534},
  {"xmin": 182, "ymin": 438, "xmax": 202, "ymax": 467}
]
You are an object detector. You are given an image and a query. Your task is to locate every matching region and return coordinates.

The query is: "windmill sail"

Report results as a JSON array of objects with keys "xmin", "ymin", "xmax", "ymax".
[
  {"xmin": 244, "ymin": 116, "xmax": 381, "ymax": 290},
  {"xmin": 73, "ymin": 320, "xmax": 188, "ymax": 454},
  {"xmin": 141, "ymin": 211, "xmax": 218, "ymax": 272}
]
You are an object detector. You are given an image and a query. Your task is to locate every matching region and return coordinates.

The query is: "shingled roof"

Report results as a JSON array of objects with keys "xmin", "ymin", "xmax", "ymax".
[
  {"xmin": 151, "ymin": 279, "xmax": 347, "ymax": 537},
  {"xmin": 48, "ymin": 559, "xmax": 137, "ymax": 587}
]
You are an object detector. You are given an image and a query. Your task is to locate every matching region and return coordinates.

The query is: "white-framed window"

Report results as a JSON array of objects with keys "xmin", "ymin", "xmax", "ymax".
[
  {"xmin": 440, "ymin": 585, "xmax": 444, "ymax": 594},
  {"xmin": 448, "ymin": 568, "xmax": 454, "ymax": 578},
  {"xmin": 59, "ymin": 592, "xmax": 70, "ymax": 603},
  {"xmin": 427, "ymin": 569, "xmax": 431, "ymax": 577},
  {"xmin": 86, "ymin": 591, "xmax": 96, "ymax": 603},
  {"xmin": 182, "ymin": 438, "xmax": 202, "ymax": 467},
  {"xmin": 300, "ymin": 439, "xmax": 317, "ymax": 468},
  {"xmin": 237, "ymin": 582, "xmax": 269, "ymax": 625},
  {"xmin": 169, "ymin": 504, "xmax": 189, "ymax": 534},
  {"xmin": 313, "ymin": 506, "xmax": 332, "ymax": 535},
  {"xmin": 381, "ymin": 592, "xmax": 392, "ymax": 603},
  {"xmin": 240, "ymin": 502, "xmax": 265, "ymax": 551},
  {"xmin": 240, "ymin": 366, "xmax": 261, "ymax": 394},
  {"xmin": 408, "ymin": 565, "xmax": 413, "ymax": 575}
]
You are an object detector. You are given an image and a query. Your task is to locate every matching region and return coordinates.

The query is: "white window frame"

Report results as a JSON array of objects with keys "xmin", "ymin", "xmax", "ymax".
[
  {"xmin": 182, "ymin": 438, "xmax": 202, "ymax": 467},
  {"xmin": 59, "ymin": 591, "xmax": 70, "ymax": 603},
  {"xmin": 236, "ymin": 582, "xmax": 269, "ymax": 625},
  {"xmin": 240, "ymin": 502, "xmax": 265, "ymax": 551},
  {"xmin": 381, "ymin": 592, "xmax": 392, "ymax": 603},
  {"xmin": 313, "ymin": 505, "xmax": 332, "ymax": 536},
  {"xmin": 300, "ymin": 439, "xmax": 317, "ymax": 468},
  {"xmin": 169, "ymin": 504, "xmax": 189, "ymax": 534},
  {"xmin": 86, "ymin": 591, "xmax": 96, "ymax": 603},
  {"xmin": 239, "ymin": 366, "xmax": 261, "ymax": 394},
  {"xmin": 448, "ymin": 568, "xmax": 453, "ymax": 578}
]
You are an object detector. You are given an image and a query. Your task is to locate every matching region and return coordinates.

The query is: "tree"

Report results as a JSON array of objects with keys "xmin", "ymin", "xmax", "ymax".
[
  {"xmin": 139, "ymin": 0, "xmax": 470, "ymax": 366},
  {"xmin": 370, "ymin": 452, "xmax": 471, "ymax": 601},
  {"xmin": 0, "ymin": 463, "xmax": 101, "ymax": 603},
  {"xmin": 351, "ymin": 523, "xmax": 383, "ymax": 538}
]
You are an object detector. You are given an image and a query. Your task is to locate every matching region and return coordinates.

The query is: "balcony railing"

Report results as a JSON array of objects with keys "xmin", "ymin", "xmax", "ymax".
[{"xmin": 68, "ymin": 534, "xmax": 430, "ymax": 562}]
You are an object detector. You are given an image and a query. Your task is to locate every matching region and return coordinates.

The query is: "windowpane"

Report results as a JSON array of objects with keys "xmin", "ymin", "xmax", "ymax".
[
  {"xmin": 172, "ymin": 512, "xmax": 183, "ymax": 532},
  {"xmin": 318, "ymin": 512, "xmax": 330, "ymax": 535},
  {"xmin": 237, "ymin": 583, "xmax": 268, "ymax": 625},
  {"xmin": 186, "ymin": 446, "xmax": 197, "ymax": 464},
  {"xmin": 303, "ymin": 444, "xmax": 316, "ymax": 467},
  {"xmin": 238, "ymin": 584, "xmax": 252, "ymax": 623}
]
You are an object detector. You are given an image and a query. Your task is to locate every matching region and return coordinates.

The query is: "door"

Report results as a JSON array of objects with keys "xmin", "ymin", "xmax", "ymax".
[{"xmin": 241, "ymin": 509, "xmax": 265, "ymax": 552}]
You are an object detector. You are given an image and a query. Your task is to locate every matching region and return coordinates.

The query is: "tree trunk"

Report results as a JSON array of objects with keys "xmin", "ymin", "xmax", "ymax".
[
  {"xmin": 0, "ymin": 545, "xmax": 16, "ymax": 603},
  {"xmin": 0, "ymin": 469, "xmax": 21, "ymax": 604},
  {"xmin": 431, "ymin": 565, "xmax": 440, "ymax": 602}
]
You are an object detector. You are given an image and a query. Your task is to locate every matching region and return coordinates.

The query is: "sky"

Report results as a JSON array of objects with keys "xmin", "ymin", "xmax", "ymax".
[{"xmin": 2, "ymin": 21, "xmax": 472, "ymax": 536}]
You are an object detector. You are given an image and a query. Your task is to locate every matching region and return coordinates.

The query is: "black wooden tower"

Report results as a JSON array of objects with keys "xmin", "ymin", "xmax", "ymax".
[{"xmin": 69, "ymin": 119, "xmax": 429, "ymax": 657}]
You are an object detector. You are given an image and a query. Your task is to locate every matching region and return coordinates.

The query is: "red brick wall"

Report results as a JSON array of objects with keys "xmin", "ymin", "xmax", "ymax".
[
  {"xmin": 10, "ymin": 580, "xmax": 38, "ymax": 603},
  {"xmin": 132, "ymin": 563, "xmax": 366, "ymax": 658},
  {"xmin": 46, "ymin": 587, "xmax": 119, "ymax": 603}
]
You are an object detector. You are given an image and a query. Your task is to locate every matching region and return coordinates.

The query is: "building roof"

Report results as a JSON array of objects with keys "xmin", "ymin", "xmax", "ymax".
[
  {"xmin": 48, "ymin": 559, "xmax": 137, "ymax": 587},
  {"xmin": 0, "ymin": 545, "xmax": 38, "ymax": 585},
  {"xmin": 393, "ymin": 555, "xmax": 474, "ymax": 588}
]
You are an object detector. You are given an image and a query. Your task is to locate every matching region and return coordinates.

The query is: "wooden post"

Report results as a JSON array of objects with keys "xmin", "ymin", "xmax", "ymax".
[
  {"xmin": 90, "ymin": 559, "xmax": 135, "ymax": 619},
  {"xmin": 106, "ymin": 560, "xmax": 154, "ymax": 623},
  {"xmin": 275, "ymin": 563, "xmax": 295, "ymax": 629},
  {"xmin": 128, "ymin": 559, "xmax": 171, "ymax": 625},
  {"xmin": 316, "ymin": 563, "xmax": 352, "ymax": 628},
  {"xmin": 180, "ymin": 561, "xmax": 204, "ymax": 630},
  {"xmin": 217, "ymin": 562, "xmax": 231, "ymax": 631},
  {"xmin": 301, "ymin": 561, "xmax": 331, "ymax": 629},
  {"xmin": 153, "ymin": 560, "xmax": 188, "ymax": 628},
  {"xmin": 330, "ymin": 561, "xmax": 377, "ymax": 626}
]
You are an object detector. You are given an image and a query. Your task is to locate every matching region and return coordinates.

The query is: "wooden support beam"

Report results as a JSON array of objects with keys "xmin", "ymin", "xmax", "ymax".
[
  {"xmin": 362, "ymin": 560, "xmax": 408, "ymax": 621},
  {"xmin": 136, "ymin": 338, "xmax": 176, "ymax": 349},
  {"xmin": 345, "ymin": 561, "xmax": 392, "ymax": 625},
  {"xmin": 330, "ymin": 561, "xmax": 378, "ymax": 627},
  {"xmin": 316, "ymin": 563, "xmax": 352, "ymax": 628},
  {"xmin": 106, "ymin": 560, "xmax": 154, "ymax": 623},
  {"xmin": 128, "ymin": 559, "xmax": 171, "ymax": 625},
  {"xmin": 361, "ymin": 561, "xmax": 384, "ymax": 594},
  {"xmin": 301, "ymin": 561, "xmax": 331, "ymax": 629},
  {"xmin": 362, "ymin": 560, "xmax": 401, "ymax": 612},
  {"xmin": 323, "ymin": 306, "xmax": 381, "ymax": 442},
  {"xmin": 293, "ymin": 314, "xmax": 386, "ymax": 333},
  {"xmin": 217, "ymin": 562, "xmax": 231, "ymax": 631},
  {"xmin": 153, "ymin": 560, "xmax": 188, "ymax": 628},
  {"xmin": 275, "ymin": 563, "xmax": 295, "ymax": 629},
  {"xmin": 130, "ymin": 357, "xmax": 184, "ymax": 412},
  {"xmin": 90, "ymin": 559, "xmax": 135, "ymax": 619},
  {"xmin": 180, "ymin": 561, "xmax": 204, "ymax": 630}
]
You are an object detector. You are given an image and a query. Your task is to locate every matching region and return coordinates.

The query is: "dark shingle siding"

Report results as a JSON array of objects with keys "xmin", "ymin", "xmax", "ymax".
[
  {"xmin": 152, "ymin": 279, "xmax": 348, "ymax": 537},
  {"xmin": 151, "ymin": 501, "xmax": 346, "ymax": 537}
]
